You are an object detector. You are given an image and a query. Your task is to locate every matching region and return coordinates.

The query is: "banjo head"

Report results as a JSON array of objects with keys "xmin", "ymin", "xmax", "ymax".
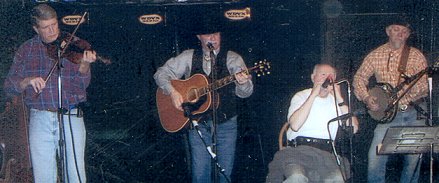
[{"xmin": 367, "ymin": 84, "xmax": 397, "ymax": 123}]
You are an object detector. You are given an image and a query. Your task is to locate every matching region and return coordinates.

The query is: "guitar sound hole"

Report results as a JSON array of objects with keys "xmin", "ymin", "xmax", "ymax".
[{"xmin": 187, "ymin": 89, "xmax": 198, "ymax": 102}]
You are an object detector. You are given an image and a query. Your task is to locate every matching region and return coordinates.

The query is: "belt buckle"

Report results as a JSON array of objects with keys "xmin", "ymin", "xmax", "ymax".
[
  {"xmin": 399, "ymin": 104, "xmax": 408, "ymax": 112},
  {"xmin": 289, "ymin": 140, "xmax": 297, "ymax": 147}
]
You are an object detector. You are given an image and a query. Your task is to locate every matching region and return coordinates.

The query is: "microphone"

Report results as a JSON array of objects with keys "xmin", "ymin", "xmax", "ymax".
[
  {"xmin": 322, "ymin": 78, "xmax": 348, "ymax": 89},
  {"xmin": 206, "ymin": 42, "xmax": 214, "ymax": 50},
  {"xmin": 322, "ymin": 77, "xmax": 331, "ymax": 88},
  {"xmin": 328, "ymin": 109, "xmax": 365, "ymax": 123}
]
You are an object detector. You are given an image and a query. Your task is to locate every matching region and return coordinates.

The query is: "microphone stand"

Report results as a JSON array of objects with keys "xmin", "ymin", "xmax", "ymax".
[
  {"xmin": 324, "ymin": 83, "xmax": 343, "ymax": 180},
  {"xmin": 345, "ymin": 81, "xmax": 354, "ymax": 183},
  {"xmin": 44, "ymin": 12, "xmax": 88, "ymax": 183},
  {"xmin": 55, "ymin": 46, "xmax": 68, "ymax": 183},
  {"xmin": 183, "ymin": 104, "xmax": 231, "ymax": 183},
  {"xmin": 208, "ymin": 43, "xmax": 220, "ymax": 183},
  {"xmin": 329, "ymin": 80, "xmax": 353, "ymax": 183}
]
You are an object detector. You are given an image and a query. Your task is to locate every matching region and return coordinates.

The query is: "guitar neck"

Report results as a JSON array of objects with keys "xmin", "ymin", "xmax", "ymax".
[{"xmin": 198, "ymin": 68, "xmax": 253, "ymax": 97}]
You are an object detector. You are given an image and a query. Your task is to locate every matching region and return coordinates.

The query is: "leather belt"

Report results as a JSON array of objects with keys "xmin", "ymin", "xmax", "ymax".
[
  {"xmin": 45, "ymin": 108, "xmax": 59, "ymax": 113},
  {"xmin": 34, "ymin": 106, "xmax": 83, "ymax": 117},
  {"xmin": 289, "ymin": 136, "xmax": 333, "ymax": 152}
]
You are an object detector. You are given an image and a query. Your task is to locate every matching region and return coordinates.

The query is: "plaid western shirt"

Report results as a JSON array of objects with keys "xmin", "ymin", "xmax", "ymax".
[
  {"xmin": 353, "ymin": 43, "xmax": 428, "ymax": 106},
  {"xmin": 3, "ymin": 35, "xmax": 91, "ymax": 111}
]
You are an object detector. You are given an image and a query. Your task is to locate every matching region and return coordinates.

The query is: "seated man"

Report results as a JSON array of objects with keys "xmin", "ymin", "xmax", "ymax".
[{"xmin": 266, "ymin": 64, "xmax": 359, "ymax": 183}]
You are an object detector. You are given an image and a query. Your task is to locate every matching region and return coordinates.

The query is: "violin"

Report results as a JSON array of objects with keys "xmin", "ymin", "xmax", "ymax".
[
  {"xmin": 45, "ymin": 32, "xmax": 111, "ymax": 65},
  {"xmin": 40, "ymin": 11, "xmax": 109, "ymax": 86}
]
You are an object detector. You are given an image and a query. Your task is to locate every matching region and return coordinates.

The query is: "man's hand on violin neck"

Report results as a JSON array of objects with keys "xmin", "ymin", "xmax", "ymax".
[{"xmin": 82, "ymin": 50, "xmax": 97, "ymax": 63}]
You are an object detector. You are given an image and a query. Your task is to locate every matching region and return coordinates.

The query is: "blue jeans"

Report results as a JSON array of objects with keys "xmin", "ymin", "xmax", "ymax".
[
  {"xmin": 188, "ymin": 116, "xmax": 238, "ymax": 183},
  {"xmin": 29, "ymin": 108, "xmax": 86, "ymax": 183},
  {"xmin": 367, "ymin": 109, "xmax": 424, "ymax": 183}
]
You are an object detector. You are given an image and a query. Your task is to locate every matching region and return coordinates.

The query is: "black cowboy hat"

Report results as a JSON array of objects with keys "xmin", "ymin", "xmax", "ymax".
[
  {"xmin": 385, "ymin": 14, "xmax": 411, "ymax": 29},
  {"xmin": 174, "ymin": 7, "xmax": 226, "ymax": 35}
]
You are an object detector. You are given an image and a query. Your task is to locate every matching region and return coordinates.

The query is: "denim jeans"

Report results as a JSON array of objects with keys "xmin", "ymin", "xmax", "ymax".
[
  {"xmin": 367, "ymin": 109, "xmax": 424, "ymax": 183},
  {"xmin": 188, "ymin": 115, "xmax": 238, "ymax": 183},
  {"xmin": 29, "ymin": 108, "xmax": 86, "ymax": 183}
]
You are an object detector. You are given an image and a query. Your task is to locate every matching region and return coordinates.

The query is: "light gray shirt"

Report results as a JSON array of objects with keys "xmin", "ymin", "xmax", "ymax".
[{"xmin": 154, "ymin": 49, "xmax": 253, "ymax": 98}]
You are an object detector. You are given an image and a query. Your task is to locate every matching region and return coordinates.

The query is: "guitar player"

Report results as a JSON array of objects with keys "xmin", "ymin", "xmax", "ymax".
[
  {"xmin": 353, "ymin": 17, "xmax": 429, "ymax": 183},
  {"xmin": 153, "ymin": 18, "xmax": 253, "ymax": 183}
]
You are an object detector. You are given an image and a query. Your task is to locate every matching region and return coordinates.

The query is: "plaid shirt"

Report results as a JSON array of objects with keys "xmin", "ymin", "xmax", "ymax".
[
  {"xmin": 353, "ymin": 43, "xmax": 428, "ymax": 106},
  {"xmin": 3, "ymin": 35, "xmax": 91, "ymax": 111}
]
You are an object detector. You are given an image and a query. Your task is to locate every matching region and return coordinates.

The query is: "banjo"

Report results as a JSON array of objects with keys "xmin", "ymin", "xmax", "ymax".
[
  {"xmin": 367, "ymin": 83, "xmax": 398, "ymax": 123},
  {"xmin": 367, "ymin": 68, "xmax": 428, "ymax": 123}
]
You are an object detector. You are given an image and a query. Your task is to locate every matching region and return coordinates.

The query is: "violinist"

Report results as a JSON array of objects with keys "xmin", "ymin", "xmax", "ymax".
[{"xmin": 3, "ymin": 4, "xmax": 96, "ymax": 183}]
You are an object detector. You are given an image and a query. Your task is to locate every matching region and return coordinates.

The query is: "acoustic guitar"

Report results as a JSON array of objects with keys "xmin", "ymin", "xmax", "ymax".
[{"xmin": 156, "ymin": 60, "xmax": 270, "ymax": 132}]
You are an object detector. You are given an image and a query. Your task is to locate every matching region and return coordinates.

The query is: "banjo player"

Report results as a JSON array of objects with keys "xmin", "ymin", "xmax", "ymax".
[{"xmin": 352, "ymin": 17, "xmax": 429, "ymax": 183}]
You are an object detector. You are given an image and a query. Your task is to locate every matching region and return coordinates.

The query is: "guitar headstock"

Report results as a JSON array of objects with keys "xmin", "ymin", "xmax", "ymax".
[{"xmin": 252, "ymin": 60, "xmax": 271, "ymax": 77}]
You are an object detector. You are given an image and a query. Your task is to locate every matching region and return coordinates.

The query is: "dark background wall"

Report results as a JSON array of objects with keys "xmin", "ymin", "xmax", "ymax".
[{"xmin": 1, "ymin": 0, "xmax": 439, "ymax": 182}]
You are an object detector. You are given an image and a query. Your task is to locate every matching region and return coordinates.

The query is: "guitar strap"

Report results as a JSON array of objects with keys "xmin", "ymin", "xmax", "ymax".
[
  {"xmin": 397, "ymin": 44, "xmax": 410, "ymax": 84},
  {"xmin": 190, "ymin": 49, "xmax": 205, "ymax": 79}
]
